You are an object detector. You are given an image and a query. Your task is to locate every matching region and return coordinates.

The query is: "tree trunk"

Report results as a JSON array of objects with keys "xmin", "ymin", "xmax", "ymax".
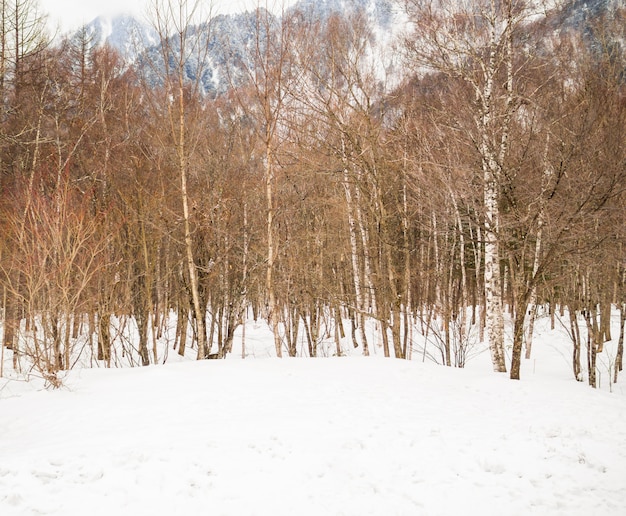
[
  {"xmin": 241, "ymin": 202, "xmax": 249, "ymax": 359},
  {"xmin": 510, "ymin": 299, "xmax": 529, "ymax": 380},
  {"xmin": 353, "ymin": 169, "xmax": 377, "ymax": 320},
  {"xmin": 380, "ymin": 319, "xmax": 390, "ymax": 358},
  {"xmin": 179, "ymin": 120, "xmax": 206, "ymax": 360},
  {"xmin": 302, "ymin": 311, "xmax": 314, "ymax": 358},
  {"xmin": 334, "ymin": 306, "xmax": 342, "ymax": 356},
  {"xmin": 599, "ymin": 301, "xmax": 611, "ymax": 349},
  {"xmin": 98, "ymin": 311, "xmax": 111, "ymax": 366},
  {"xmin": 484, "ymin": 181, "xmax": 506, "ymax": 373},
  {"xmin": 266, "ymin": 140, "xmax": 282, "ymax": 358},
  {"xmin": 63, "ymin": 312, "xmax": 71, "ymax": 371},
  {"xmin": 525, "ymin": 217, "xmax": 543, "ymax": 360},
  {"xmin": 342, "ymin": 143, "xmax": 369, "ymax": 355},
  {"xmin": 583, "ymin": 309, "xmax": 598, "ymax": 388},
  {"xmin": 569, "ymin": 307, "xmax": 582, "ymax": 382},
  {"xmin": 614, "ymin": 303, "xmax": 624, "ymax": 383},
  {"xmin": 177, "ymin": 305, "xmax": 188, "ymax": 357},
  {"xmin": 136, "ymin": 310, "xmax": 150, "ymax": 367}
]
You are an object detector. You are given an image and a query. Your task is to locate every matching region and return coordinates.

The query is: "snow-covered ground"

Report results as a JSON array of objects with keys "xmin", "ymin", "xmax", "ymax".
[{"xmin": 1, "ymin": 312, "xmax": 625, "ymax": 515}]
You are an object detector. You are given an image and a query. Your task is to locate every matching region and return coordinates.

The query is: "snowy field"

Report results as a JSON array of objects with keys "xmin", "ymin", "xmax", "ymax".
[{"xmin": 1, "ymin": 313, "xmax": 626, "ymax": 515}]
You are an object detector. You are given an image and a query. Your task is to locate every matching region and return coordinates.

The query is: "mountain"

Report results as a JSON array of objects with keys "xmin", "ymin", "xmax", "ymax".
[
  {"xmin": 291, "ymin": 0, "xmax": 397, "ymax": 28},
  {"xmin": 136, "ymin": 9, "xmax": 268, "ymax": 97},
  {"xmin": 70, "ymin": 0, "xmax": 624, "ymax": 97},
  {"xmin": 135, "ymin": 0, "xmax": 405, "ymax": 97},
  {"xmin": 68, "ymin": 0, "xmax": 405, "ymax": 96},
  {"xmin": 560, "ymin": 0, "xmax": 624, "ymax": 24},
  {"xmin": 73, "ymin": 14, "xmax": 159, "ymax": 64}
]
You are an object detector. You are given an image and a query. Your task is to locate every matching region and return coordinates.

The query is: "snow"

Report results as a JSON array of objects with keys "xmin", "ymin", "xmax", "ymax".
[{"xmin": 1, "ymin": 314, "xmax": 626, "ymax": 515}]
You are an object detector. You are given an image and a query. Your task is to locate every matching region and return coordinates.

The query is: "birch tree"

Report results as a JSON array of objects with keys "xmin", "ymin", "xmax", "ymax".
[
  {"xmin": 291, "ymin": 7, "xmax": 403, "ymax": 356},
  {"xmin": 148, "ymin": 0, "xmax": 213, "ymax": 359},
  {"xmin": 227, "ymin": 2, "xmax": 299, "ymax": 357},
  {"xmin": 403, "ymin": 0, "xmax": 546, "ymax": 372},
  {"xmin": 504, "ymin": 8, "xmax": 626, "ymax": 380}
]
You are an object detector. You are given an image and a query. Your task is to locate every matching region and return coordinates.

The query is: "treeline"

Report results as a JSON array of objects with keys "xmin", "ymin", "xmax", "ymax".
[{"xmin": 0, "ymin": 0, "xmax": 624, "ymax": 386}]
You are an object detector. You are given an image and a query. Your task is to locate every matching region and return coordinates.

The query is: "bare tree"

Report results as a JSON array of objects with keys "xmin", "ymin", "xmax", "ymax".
[
  {"xmin": 148, "ymin": 0, "xmax": 214, "ymax": 359},
  {"xmin": 226, "ymin": 2, "xmax": 301, "ymax": 357},
  {"xmin": 403, "ymin": 0, "xmax": 542, "ymax": 372}
]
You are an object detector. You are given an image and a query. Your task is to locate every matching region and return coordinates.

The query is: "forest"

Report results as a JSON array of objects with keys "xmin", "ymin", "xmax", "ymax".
[{"xmin": 0, "ymin": 0, "xmax": 624, "ymax": 386}]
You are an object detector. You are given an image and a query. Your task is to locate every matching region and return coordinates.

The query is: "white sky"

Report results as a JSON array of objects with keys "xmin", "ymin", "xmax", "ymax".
[{"xmin": 40, "ymin": 0, "xmax": 296, "ymax": 33}]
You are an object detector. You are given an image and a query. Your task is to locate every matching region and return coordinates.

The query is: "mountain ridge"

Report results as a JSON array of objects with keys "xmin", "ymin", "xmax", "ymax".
[{"xmin": 70, "ymin": 0, "xmax": 623, "ymax": 96}]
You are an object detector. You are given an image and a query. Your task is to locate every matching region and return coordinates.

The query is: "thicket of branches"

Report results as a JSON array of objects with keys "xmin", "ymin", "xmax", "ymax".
[{"xmin": 0, "ymin": 0, "xmax": 624, "ymax": 386}]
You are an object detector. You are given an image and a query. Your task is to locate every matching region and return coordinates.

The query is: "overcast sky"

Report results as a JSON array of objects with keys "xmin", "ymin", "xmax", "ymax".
[{"xmin": 40, "ymin": 0, "xmax": 294, "ymax": 33}]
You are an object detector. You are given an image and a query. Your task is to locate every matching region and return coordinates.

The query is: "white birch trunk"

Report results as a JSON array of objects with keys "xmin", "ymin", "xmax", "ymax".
[
  {"xmin": 341, "ymin": 140, "xmax": 370, "ymax": 355},
  {"xmin": 353, "ymin": 170, "xmax": 377, "ymax": 318},
  {"xmin": 524, "ymin": 222, "xmax": 542, "ymax": 359},
  {"xmin": 525, "ymin": 137, "xmax": 552, "ymax": 359},
  {"xmin": 241, "ymin": 202, "xmax": 248, "ymax": 359},
  {"xmin": 266, "ymin": 141, "xmax": 282, "ymax": 358},
  {"xmin": 177, "ymin": 63, "xmax": 206, "ymax": 360},
  {"xmin": 479, "ymin": 3, "xmax": 509, "ymax": 373},
  {"xmin": 484, "ymin": 168, "xmax": 506, "ymax": 372},
  {"xmin": 402, "ymin": 153, "xmax": 412, "ymax": 359}
]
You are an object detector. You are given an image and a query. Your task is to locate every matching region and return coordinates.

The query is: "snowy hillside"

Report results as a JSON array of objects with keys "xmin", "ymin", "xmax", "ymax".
[
  {"xmin": 1, "ymin": 314, "xmax": 625, "ymax": 515},
  {"xmin": 66, "ymin": 0, "xmax": 622, "ymax": 96},
  {"xmin": 70, "ymin": 0, "xmax": 406, "ymax": 95},
  {"xmin": 74, "ymin": 14, "xmax": 158, "ymax": 63},
  {"xmin": 138, "ymin": 10, "xmax": 267, "ymax": 96}
]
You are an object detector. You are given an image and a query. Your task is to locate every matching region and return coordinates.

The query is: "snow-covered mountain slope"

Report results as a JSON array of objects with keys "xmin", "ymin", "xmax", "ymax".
[
  {"xmin": 72, "ymin": 14, "xmax": 158, "ymax": 63},
  {"xmin": 68, "ymin": 0, "xmax": 624, "ymax": 96},
  {"xmin": 71, "ymin": 0, "xmax": 406, "ymax": 96}
]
